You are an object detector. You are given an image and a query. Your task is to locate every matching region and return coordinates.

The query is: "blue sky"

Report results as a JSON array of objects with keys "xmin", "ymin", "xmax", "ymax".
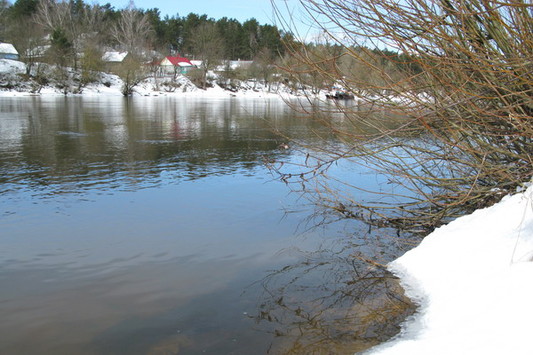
[
  {"xmin": 96, "ymin": 0, "xmax": 316, "ymax": 37},
  {"xmin": 101, "ymin": 0, "xmax": 280, "ymax": 24}
]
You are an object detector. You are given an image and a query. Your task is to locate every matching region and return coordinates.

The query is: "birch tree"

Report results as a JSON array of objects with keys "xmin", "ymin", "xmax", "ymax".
[{"xmin": 111, "ymin": 0, "xmax": 153, "ymax": 57}]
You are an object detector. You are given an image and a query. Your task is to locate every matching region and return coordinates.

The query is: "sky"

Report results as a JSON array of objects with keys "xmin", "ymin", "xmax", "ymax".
[
  {"xmin": 98, "ymin": 0, "xmax": 289, "ymax": 26},
  {"xmin": 96, "ymin": 0, "xmax": 317, "ymax": 39}
]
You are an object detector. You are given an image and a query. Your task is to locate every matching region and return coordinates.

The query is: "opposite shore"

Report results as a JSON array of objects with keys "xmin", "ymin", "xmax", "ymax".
[{"xmin": 0, "ymin": 59, "xmax": 300, "ymax": 100}]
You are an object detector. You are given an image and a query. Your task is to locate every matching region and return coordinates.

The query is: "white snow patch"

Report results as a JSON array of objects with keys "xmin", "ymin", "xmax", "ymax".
[
  {"xmin": 369, "ymin": 183, "xmax": 533, "ymax": 355},
  {"xmin": 102, "ymin": 51, "xmax": 128, "ymax": 63},
  {"xmin": 0, "ymin": 59, "xmax": 26, "ymax": 74},
  {"xmin": 0, "ymin": 43, "xmax": 19, "ymax": 55}
]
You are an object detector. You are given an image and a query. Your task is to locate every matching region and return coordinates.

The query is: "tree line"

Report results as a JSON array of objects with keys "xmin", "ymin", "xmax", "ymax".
[
  {"xmin": 0, "ymin": 0, "xmax": 426, "ymax": 97},
  {"xmin": 0, "ymin": 0, "xmax": 288, "ymax": 65}
]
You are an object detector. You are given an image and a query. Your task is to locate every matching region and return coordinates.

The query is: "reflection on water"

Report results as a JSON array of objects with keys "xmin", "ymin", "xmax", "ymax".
[
  {"xmin": 0, "ymin": 96, "xmax": 414, "ymax": 354},
  {"xmin": 254, "ymin": 230, "xmax": 415, "ymax": 354},
  {"xmin": 0, "ymin": 96, "xmax": 314, "ymax": 196}
]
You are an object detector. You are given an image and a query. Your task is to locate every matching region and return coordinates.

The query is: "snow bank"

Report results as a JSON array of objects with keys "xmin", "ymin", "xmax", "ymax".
[
  {"xmin": 0, "ymin": 59, "xmax": 25, "ymax": 75},
  {"xmin": 369, "ymin": 183, "xmax": 533, "ymax": 355},
  {"xmin": 0, "ymin": 60, "xmax": 297, "ymax": 98}
]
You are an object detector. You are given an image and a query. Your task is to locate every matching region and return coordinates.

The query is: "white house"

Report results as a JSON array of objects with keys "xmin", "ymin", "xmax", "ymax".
[
  {"xmin": 0, "ymin": 43, "xmax": 20, "ymax": 60},
  {"xmin": 159, "ymin": 55, "xmax": 195, "ymax": 75}
]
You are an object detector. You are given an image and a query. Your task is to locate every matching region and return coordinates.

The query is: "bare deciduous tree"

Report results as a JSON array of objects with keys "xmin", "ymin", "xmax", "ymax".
[
  {"xmin": 6, "ymin": 18, "xmax": 46, "ymax": 76},
  {"xmin": 33, "ymin": 0, "xmax": 106, "ymax": 70},
  {"xmin": 250, "ymin": 47, "xmax": 277, "ymax": 92},
  {"xmin": 0, "ymin": 0, "xmax": 10, "ymax": 38},
  {"xmin": 190, "ymin": 22, "xmax": 225, "ymax": 89},
  {"xmin": 111, "ymin": 0, "xmax": 153, "ymax": 57},
  {"xmin": 109, "ymin": 1, "xmax": 153, "ymax": 96},
  {"xmin": 115, "ymin": 55, "xmax": 145, "ymax": 96},
  {"xmin": 272, "ymin": 0, "xmax": 532, "ymax": 234}
]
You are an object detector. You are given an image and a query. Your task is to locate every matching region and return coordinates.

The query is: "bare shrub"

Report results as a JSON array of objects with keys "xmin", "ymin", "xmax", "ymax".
[{"xmin": 272, "ymin": 0, "xmax": 532, "ymax": 234}]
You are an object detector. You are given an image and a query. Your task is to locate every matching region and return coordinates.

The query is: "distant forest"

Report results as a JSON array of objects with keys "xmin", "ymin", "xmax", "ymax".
[
  {"xmin": 0, "ymin": 0, "xmax": 289, "ymax": 60},
  {"xmin": 0, "ymin": 0, "xmax": 422, "ymax": 95}
]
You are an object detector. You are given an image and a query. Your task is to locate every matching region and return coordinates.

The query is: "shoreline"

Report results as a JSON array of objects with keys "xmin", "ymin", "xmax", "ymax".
[
  {"xmin": 368, "ymin": 183, "xmax": 533, "ymax": 354},
  {"xmin": 0, "ymin": 59, "xmax": 301, "ymax": 100}
]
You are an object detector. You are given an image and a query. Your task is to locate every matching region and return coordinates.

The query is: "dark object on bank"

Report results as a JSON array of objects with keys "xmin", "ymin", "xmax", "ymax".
[{"xmin": 326, "ymin": 91, "xmax": 355, "ymax": 100}]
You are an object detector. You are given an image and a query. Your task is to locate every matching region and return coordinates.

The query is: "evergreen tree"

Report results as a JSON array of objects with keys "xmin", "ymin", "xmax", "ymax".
[
  {"xmin": 9, "ymin": 0, "xmax": 38, "ymax": 18},
  {"xmin": 50, "ymin": 27, "xmax": 73, "ymax": 66}
]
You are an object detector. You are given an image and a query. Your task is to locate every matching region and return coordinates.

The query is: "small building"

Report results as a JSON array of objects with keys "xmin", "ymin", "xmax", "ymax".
[
  {"xmin": 0, "ymin": 43, "xmax": 20, "ymax": 60},
  {"xmin": 102, "ymin": 51, "xmax": 130, "ymax": 72},
  {"xmin": 159, "ymin": 56, "xmax": 195, "ymax": 75}
]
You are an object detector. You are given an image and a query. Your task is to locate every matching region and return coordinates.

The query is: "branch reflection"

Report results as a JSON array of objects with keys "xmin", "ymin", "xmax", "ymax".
[{"xmin": 253, "ymin": 229, "xmax": 417, "ymax": 354}]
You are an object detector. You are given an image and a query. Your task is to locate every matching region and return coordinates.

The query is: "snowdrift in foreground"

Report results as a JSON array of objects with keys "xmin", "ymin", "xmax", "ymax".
[{"xmin": 370, "ymin": 183, "xmax": 533, "ymax": 355}]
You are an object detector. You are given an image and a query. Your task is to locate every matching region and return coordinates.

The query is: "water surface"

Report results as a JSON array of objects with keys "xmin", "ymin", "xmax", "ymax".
[{"xmin": 0, "ymin": 96, "xmax": 413, "ymax": 354}]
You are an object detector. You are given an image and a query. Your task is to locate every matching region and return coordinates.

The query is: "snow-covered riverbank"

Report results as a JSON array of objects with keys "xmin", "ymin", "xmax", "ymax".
[
  {"xmin": 0, "ymin": 59, "xmax": 296, "ymax": 99},
  {"xmin": 369, "ymin": 183, "xmax": 533, "ymax": 355}
]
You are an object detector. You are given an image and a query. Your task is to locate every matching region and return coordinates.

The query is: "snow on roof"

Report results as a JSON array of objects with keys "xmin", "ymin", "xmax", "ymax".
[
  {"xmin": 370, "ymin": 183, "xmax": 533, "ymax": 355},
  {"xmin": 102, "ymin": 51, "xmax": 128, "ymax": 62},
  {"xmin": 162, "ymin": 56, "xmax": 194, "ymax": 67},
  {"xmin": 0, "ymin": 43, "xmax": 19, "ymax": 55}
]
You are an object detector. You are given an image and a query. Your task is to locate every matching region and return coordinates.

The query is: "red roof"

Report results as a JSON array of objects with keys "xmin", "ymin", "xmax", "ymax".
[{"xmin": 163, "ymin": 56, "xmax": 193, "ymax": 66}]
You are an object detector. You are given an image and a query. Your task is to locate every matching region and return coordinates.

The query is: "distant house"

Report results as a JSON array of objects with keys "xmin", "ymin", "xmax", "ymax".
[
  {"xmin": 102, "ymin": 51, "xmax": 130, "ymax": 72},
  {"xmin": 159, "ymin": 55, "xmax": 195, "ymax": 75},
  {"xmin": 0, "ymin": 43, "xmax": 20, "ymax": 60}
]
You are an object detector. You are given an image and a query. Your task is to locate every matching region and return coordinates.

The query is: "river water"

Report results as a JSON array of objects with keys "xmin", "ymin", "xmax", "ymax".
[{"xmin": 0, "ymin": 96, "xmax": 414, "ymax": 354}]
